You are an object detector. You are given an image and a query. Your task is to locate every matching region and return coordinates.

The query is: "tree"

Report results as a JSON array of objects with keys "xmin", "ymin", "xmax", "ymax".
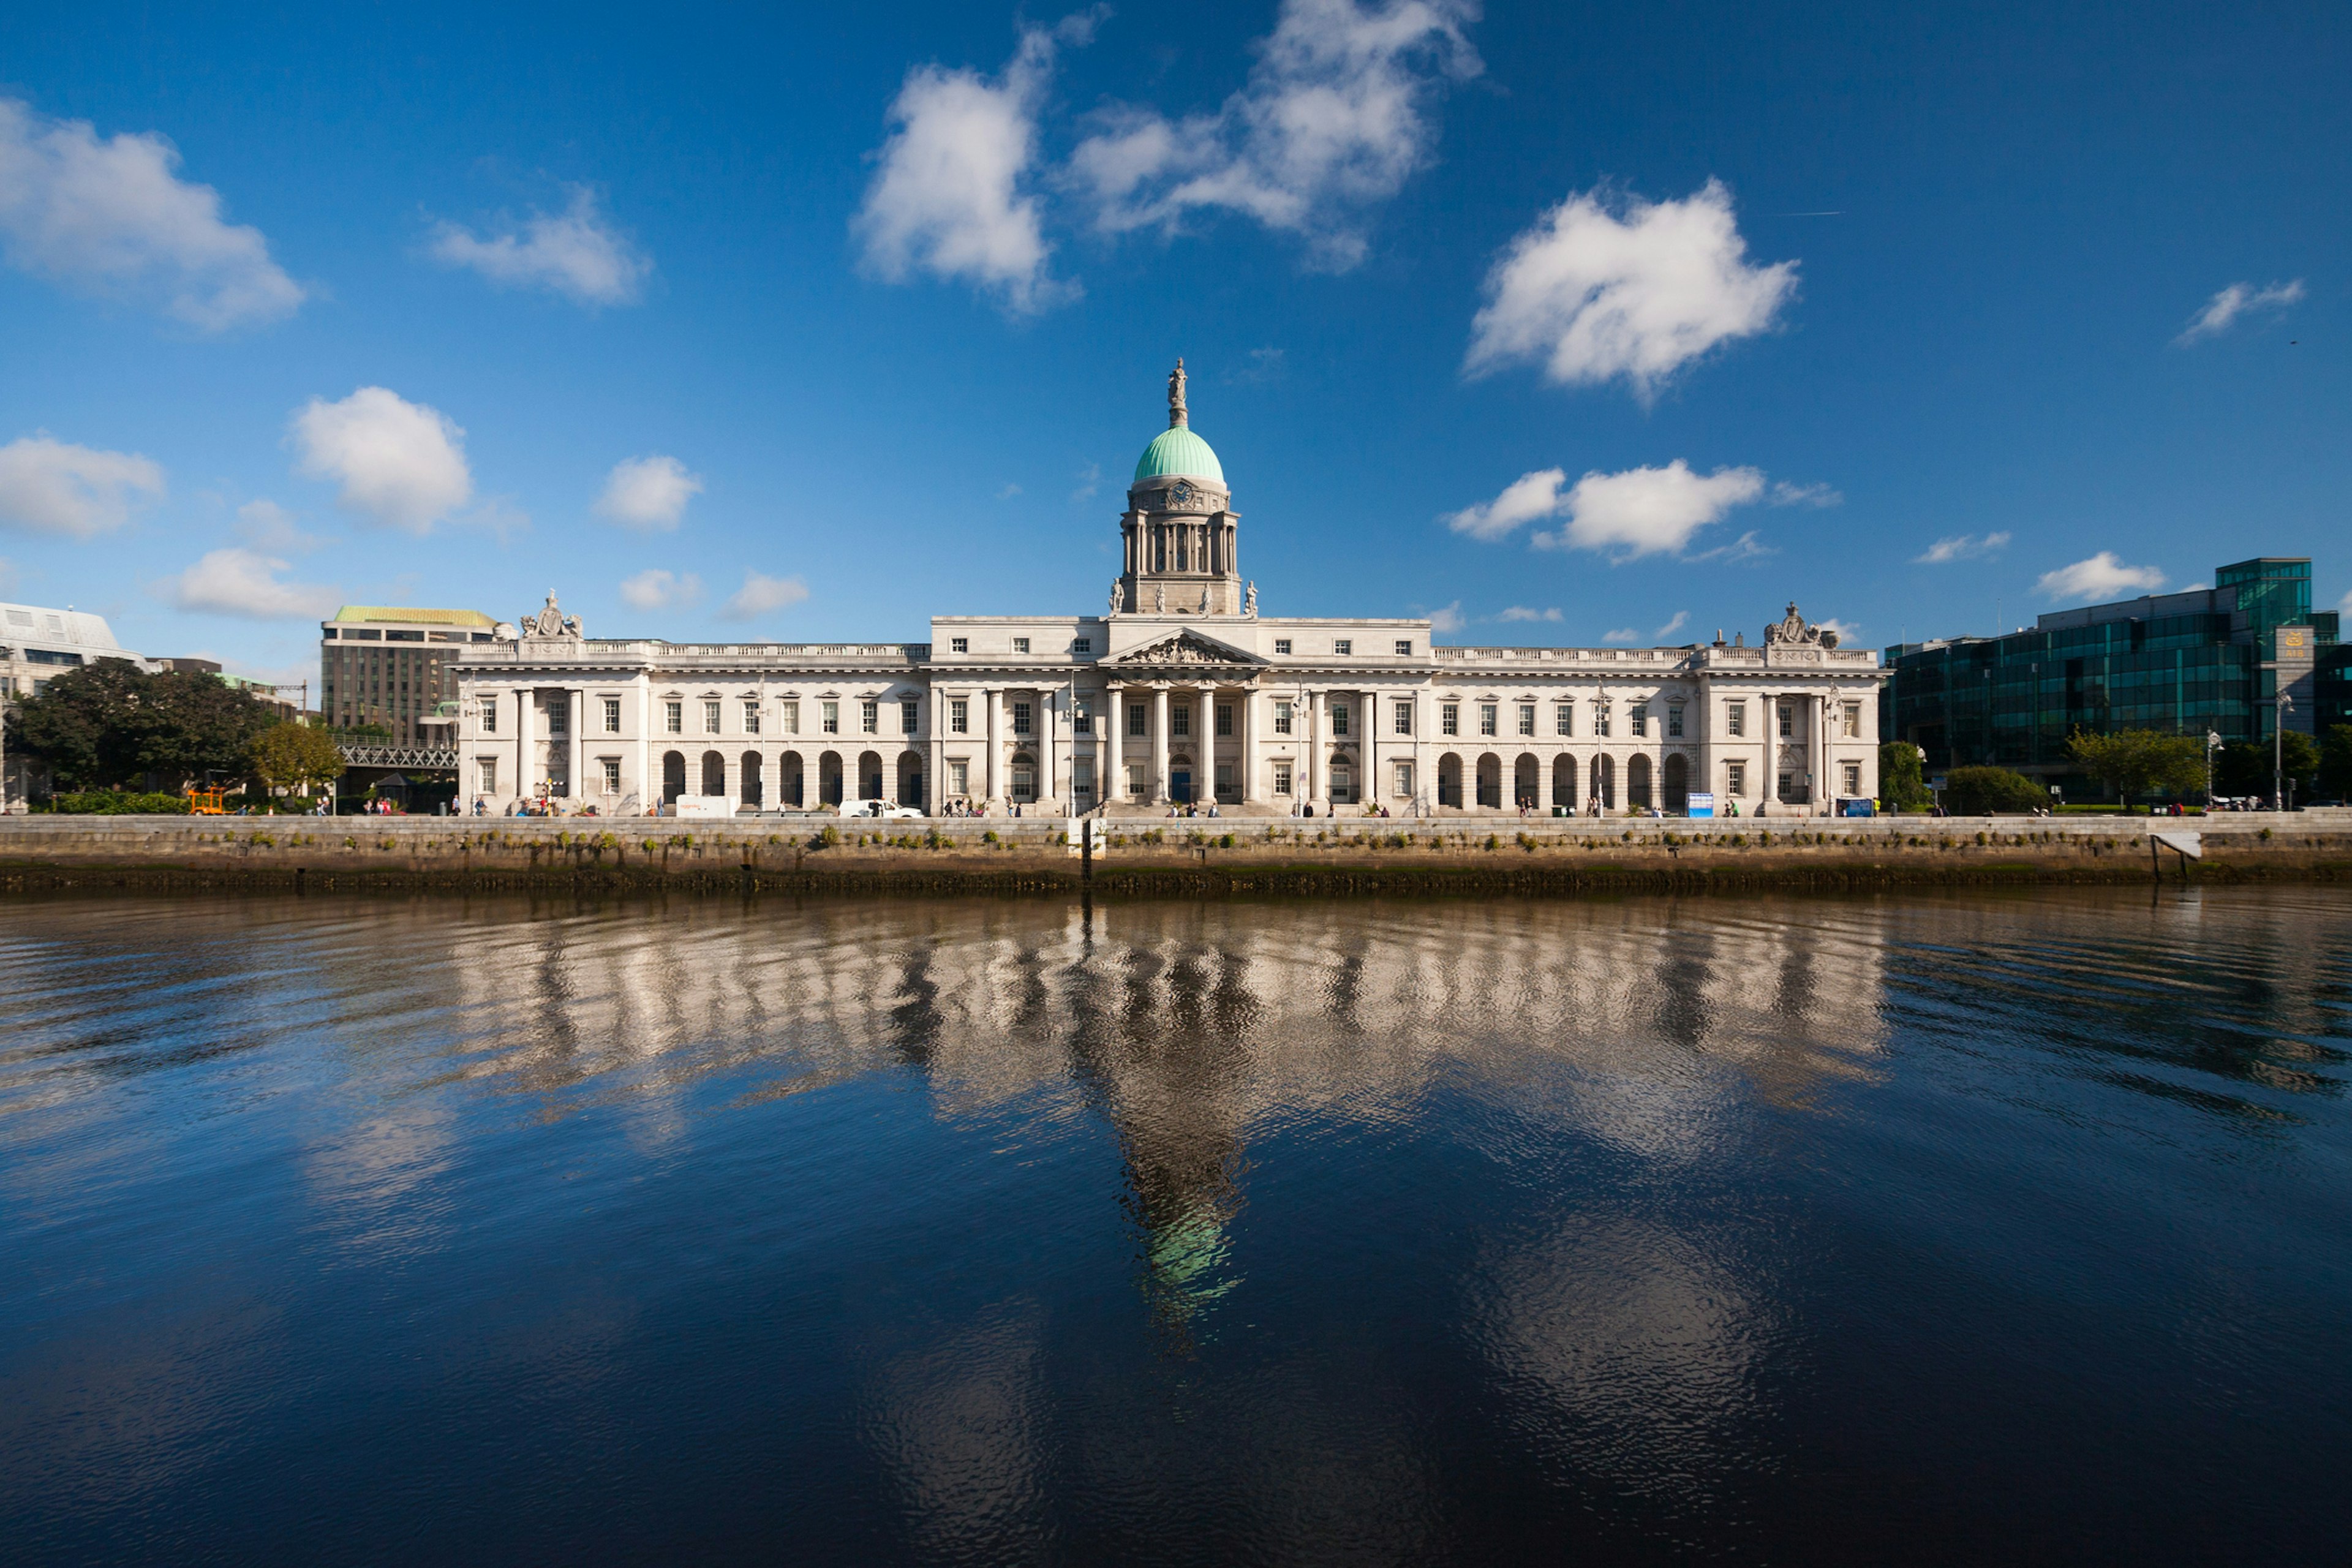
[
  {"xmin": 2318, "ymin": 725, "xmax": 2352, "ymax": 802},
  {"xmin": 2065, "ymin": 728, "xmax": 2206, "ymax": 811},
  {"xmin": 2217, "ymin": 732, "xmax": 2321, "ymax": 801},
  {"xmin": 1943, "ymin": 766, "xmax": 2046, "ymax": 815},
  {"xmin": 1879, "ymin": 740, "xmax": 1931, "ymax": 811},
  {"xmin": 6, "ymin": 660, "xmax": 279, "ymax": 793},
  {"xmin": 248, "ymin": 722, "xmax": 345, "ymax": 800}
]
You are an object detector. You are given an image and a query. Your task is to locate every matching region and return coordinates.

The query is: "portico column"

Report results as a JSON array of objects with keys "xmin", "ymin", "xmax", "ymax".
[
  {"xmin": 635, "ymin": 672, "xmax": 651, "ymax": 815},
  {"xmin": 1241, "ymin": 685, "xmax": 1257, "ymax": 802},
  {"xmin": 515, "ymin": 687, "xmax": 533, "ymax": 802},
  {"xmin": 1151, "ymin": 685, "xmax": 1170, "ymax": 804},
  {"xmin": 570, "ymin": 690, "xmax": 585, "ymax": 808},
  {"xmin": 929, "ymin": 685, "xmax": 945, "ymax": 815},
  {"xmin": 1309, "ymin": 689, "xmax": 1328, "ymax": 808},
  {"xmin": 1106, "ymin": 684, "xmax": 1125, "ymax": 802},
  {"xmin": 1199, "ymin": 680, "xmax": 1218, "ymax": 802}
]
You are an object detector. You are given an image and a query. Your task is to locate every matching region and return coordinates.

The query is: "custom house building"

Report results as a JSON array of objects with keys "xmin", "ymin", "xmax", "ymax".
[{"xmin": 452, "ymin": 366, "xmax": 1886, "ymax": 816}]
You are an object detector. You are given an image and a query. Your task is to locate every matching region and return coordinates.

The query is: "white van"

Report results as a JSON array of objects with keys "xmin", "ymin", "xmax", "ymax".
[{"xmin": 838, "ymin": 798, "xmax": 922, "ymax": 820}]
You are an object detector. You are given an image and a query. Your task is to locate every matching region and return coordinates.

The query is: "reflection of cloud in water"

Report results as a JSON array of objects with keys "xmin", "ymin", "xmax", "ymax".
[
  {"xmin": 862, "ymin": 1302, "xmax": 1050, "ymax": 1561},
  {"xmin": 1471, "ymin": 1214, "xmax": 1776, "ymax": 1507}
]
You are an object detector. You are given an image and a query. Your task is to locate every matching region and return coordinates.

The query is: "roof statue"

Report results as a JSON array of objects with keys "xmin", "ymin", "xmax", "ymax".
[
  {"xmin": 1167, "ymin": 358, "xmax": 1188, "ymax": 428},
  {"xmin": 1763, "ymin": 601, "xmax": 1838, "ymax": 649},
  {"xmin": 1110, "ymin": 577, "xmax": 1123, "ymax": 613},
  {"xmin": 1244, "ymin": 580, "xmax": 1257, "ymax": 617},
  {"xmin": 522, "ymin": 590, "xmax": 582, "ymax": 640}
]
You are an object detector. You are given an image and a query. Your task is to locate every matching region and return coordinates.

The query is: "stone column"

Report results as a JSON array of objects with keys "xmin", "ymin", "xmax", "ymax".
[
  {"xmin": 1362, "ymin": 690, "xmax": 1376, "ymax": 815},
  {"xmin": 1199, "ymin": 680, "xmax": 1218, "ymax": 803},
  {"xmin": 985, "ymin": 688, "xmax": 1003, "ymax": 804},
  {"xmin": 1106, "ymin": 684, "xmax": 1125, "ymax": 804},
  {"xmin": 1151, "ymin": 684, "xmax": 1170, "ymax": 805},
  {"xmin": 1241, "ymin": 685, "xmax": 1257, "ymax": 803},
  {"xmin": 635, "ymin": 672, "xmax": 652, "ymax": 816},
  {"xmin": 1309, "ymin": 689, "xmax": 1328, "ymax": 810},
  {"xmin": 929, "ymin": 685, "xmax": 946, "ymax": 815},
  {"xmin": 515, "ymin": 687, "xmax": 533, "ymax": 804},
  {"xmin": 570, "ymin": 690, "xmax": 585, "ymax": 809}
]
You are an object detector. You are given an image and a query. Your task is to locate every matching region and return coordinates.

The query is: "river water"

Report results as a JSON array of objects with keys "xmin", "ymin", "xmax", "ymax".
[{"xmin": 1, "ymin": 888, "xmax": 2347, "ymax": 1564}]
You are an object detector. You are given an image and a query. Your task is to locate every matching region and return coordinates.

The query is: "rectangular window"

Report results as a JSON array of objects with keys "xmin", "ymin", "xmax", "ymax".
[
  {"xmin": 951, "ymin": 637, "xmax": 968, "ymax": 653},
  {"xmin": 1273, "ymin": 701, "xmax": 1294, "ymax": 736},
  {"xmin": 862, "ymin": 700, "xmax": 879, "ymax": 734},
  {"xmin": 1273, "ymin": 763, "xmax": 1294, "ymax": 795},
  {"xmin": 1073, "ymin": 638, "xmax": 1092, "ymax": 654},
  {"xmin": 948, "ymin": 760, "xmax": 970, "ymax": 795},
  {"xmin": 950, "ymin": 699, "xmax": 969, "ymax": 734},
  {"xmin": 1441, "ymin": 702, "xmax": 1459, "ymax": 736},
  {"xmin": 1727, "ymin": 761, "xmax": 1747, "ymax": 796},
  {"xmin": 1479, "ymin": 703, "xmax": 1498, "ymax": 737},
  {"xmin": 1012, "ymin": 636, "xmax": 1030, "ymax": 654},
  {"xmin": 601, "ymin": 758, "xmax": 621, "ymax": 795},
  {"xmin": 1275, "ymin": 639, "xmax": 1292, "ymax": 655},
  {"xmin": 603, "ymin": 698, "xmax": 622, "ymax": 734},
  {"xmin": 1555, "ymin": 703, "xmax": 1572, "ymax": 736},
  {"xmin": 1012, "ymin": 701, "xmax": 1031, "ymax": 736},
  {"xmin": 547, "ymin": 702, "xmax": 567, "ymax": 735},
  {"xmin": 1393, "ymin": 701, "xmax": 1412, "ymax": 735},
  {"xmin": 477, "ymin": 758, "xmax": 497, "ymax": 793},
  {"xmin": 1172, "ymin": 703, "xmax": 1190, "ymax": 738},
  {"xmin": 1778, "ymin": 703, "xmax": 1795, "ymax": 738},
  {"xmin": 780, "ymin": 700, "xmax": 800, "ymax": 734},
  {"xmin": 704, "ymin": 700, "xmax": 722, "ymax": 734},
  {"xmin": 1630, "ymin": 704, "xmax": 1649, "ymax": 738},
  {"xmin": 1129, "ymin": 704, "xmax": 1147, "ymax": 737},
  {"xmin": 743, "ymin": 703, "xmax": 761, "ymax": 734},
  {"xmin": 1126, "ymin": 763, "xmax": 1146, "ymax": 796},
  {"xmin": 1843, "ymin": 702, "xmax": 1862, "ymax": 739},
  {"xmin": 1668, "ymin": 704, "xmax": 1684, "ymax": 737},
  {"xmin": 1394, "ymin": 761, "xmax": 1414, "ymax": 797},
  {"xmin": 1727, "ymin": 701, "xmax": 1746, "ymax": 737},
  {"xmin": 1842, "ymin": 761, "xmax": 1862, "ymax": 796},
  {"xmin": 480, "ymin": 700, "xmax": 499, "ymax": 733},
  {"xmin": 1395, "ymin": 639, "xmax": 1412, "ymax": 656},
  {"xmin": 1073, "ymin": 698, "xmax": 1091, "ymax": 735},
  {"xmin": 1074, "ymin": 760, "xmax": 1095, "ymax": 799},
  {"xmin": 823, "ymin": 701, "xmax": 840, "ymax": 734},
  {"xmin": 1595, "ymin": 706, "xmax": 1611, "ymax": 737},
  {"xmin": 1331, "ymin": 702, "xmax": 1349, "ymax": 737},
  {"xmin": 1216, "ymin": 703, "xmax": 1233, "ymax": 737},
  {"xmin": 902, "ymin": 700, "xmax": 920, "ymax": 734},
  {"xmin": 1517, "ymin": 703, "xmax": 1536, "ymax": 736},
  {"xmin": 1333, "ymin": 639, "xmax": 1352, "ymax": 655}
]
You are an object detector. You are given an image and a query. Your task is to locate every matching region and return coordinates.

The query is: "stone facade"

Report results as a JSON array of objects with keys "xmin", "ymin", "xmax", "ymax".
[{"xmin": 453, "ymin": 374, "xmax": 1885, "ymax": 817}]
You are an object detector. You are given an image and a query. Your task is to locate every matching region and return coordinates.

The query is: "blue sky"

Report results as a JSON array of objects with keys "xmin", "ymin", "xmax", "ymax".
[{"xmin": 0, "ymin": 1, "xmax": 2343, "ymax": 686}]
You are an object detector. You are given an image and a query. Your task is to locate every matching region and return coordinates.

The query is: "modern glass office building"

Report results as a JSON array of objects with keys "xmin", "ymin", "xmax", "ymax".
[{"xmin": 1883, "ymin": 558, "xmax": 2344, "ymax": 783}]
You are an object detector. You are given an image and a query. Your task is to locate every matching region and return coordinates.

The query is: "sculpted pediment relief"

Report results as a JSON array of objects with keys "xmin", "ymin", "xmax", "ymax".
[{"xmin": 1107, "ymin": 628, "xmax": 1264, "ymax": 668}]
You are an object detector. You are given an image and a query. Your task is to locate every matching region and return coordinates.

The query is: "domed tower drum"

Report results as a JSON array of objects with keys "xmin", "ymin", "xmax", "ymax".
[{"xmin": 1117, "ymin": 360, "xmax": 1243, "ymax": 616}]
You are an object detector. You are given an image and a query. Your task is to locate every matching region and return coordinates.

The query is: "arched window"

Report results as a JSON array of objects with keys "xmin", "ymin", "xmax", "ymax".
[
  {"xmin": 662, "ymin": 751, "xmax": 686, "ymax": 805},
  {"xmin": 701, "ymin": 751, "xmax": 726, "ymax": 798},
  {"xmin": 739, "ymin": 751, "xmax": 763, "ymax": 807}
]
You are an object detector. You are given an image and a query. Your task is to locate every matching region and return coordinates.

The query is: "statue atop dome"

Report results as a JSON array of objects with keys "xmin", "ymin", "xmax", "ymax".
[{"xmin": 1167, "ymin": 358, "xmax": 1188, "ymax": 429}]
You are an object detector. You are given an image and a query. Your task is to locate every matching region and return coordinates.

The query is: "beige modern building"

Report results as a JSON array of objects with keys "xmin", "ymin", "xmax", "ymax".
[
  {"xmin": 319, "ymin": 606, "xmax": 499, "ymax": 745},
  {"xmin": 453, "ymin": 369, "xmax": 1887, "ymax": 816}
]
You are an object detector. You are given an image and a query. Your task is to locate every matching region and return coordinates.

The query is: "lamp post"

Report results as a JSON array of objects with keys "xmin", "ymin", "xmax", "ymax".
[
  {"xmin": 2274, "ymin": 694, "xmax": 2293, "ymax": 810},
  {"xmin": 2205, "ymin": 730, "xmax": 2222, "ymax": 809}
]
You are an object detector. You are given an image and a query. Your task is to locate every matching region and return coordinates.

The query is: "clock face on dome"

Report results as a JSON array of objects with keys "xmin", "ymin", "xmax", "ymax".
[{"xmin": 1170, "ymin": 481, "xmax": 1195, "ymax": 507}]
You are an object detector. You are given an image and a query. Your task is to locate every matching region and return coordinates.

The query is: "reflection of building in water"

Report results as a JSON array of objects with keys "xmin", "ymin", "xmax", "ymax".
[{"xmin": 439, "ymin": 897, "xmax": 1889, "ymax": 1346}]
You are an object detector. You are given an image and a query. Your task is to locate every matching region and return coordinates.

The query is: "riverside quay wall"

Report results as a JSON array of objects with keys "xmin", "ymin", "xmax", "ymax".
[{"xmin": 0, "ymin": 813, "xmax": 2348, "ymax": 895}]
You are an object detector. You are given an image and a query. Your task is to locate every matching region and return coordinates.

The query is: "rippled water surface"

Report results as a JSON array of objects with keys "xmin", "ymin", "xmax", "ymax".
[{"xmin": 2, "ymin": 888, "xmax": 2349, "ymax": 1564}]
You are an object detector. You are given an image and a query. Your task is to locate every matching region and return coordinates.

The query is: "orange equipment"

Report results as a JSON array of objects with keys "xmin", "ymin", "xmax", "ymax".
[{"xmin": 186, "ymin": 786, "xmax": 227, "ymax": 815}]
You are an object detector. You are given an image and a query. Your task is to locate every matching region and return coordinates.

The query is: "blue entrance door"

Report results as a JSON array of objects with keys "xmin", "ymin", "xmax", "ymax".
[{"xmin": 1170, "ymin": 768, "xmax": 1193, "ymax": 803}]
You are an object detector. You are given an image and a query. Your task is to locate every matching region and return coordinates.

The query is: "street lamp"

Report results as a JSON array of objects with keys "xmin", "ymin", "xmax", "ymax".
[
  {"xmin": 2275, "ymin": 693, "xmax": 2294, "ymax": 811},
  {"xmin": 2205, "ymin": 730, "xmax": 2222, "ymax": 809}
]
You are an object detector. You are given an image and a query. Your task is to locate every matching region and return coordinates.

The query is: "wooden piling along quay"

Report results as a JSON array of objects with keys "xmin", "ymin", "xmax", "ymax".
[{"xmin": 0, "ymin": 813, "xmax": 2347, "ymax": 897}]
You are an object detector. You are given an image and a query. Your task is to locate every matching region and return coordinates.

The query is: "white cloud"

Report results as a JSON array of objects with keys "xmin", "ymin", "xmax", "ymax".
[
  {"xmin": 1070, "ymin": 462, "xmax": 1101, "ymax": 503},
  {"xmin": 1770, "ymin": 480, "xmax": 1841, "ymax": 508},
  {"xmin": 1464, "ymin": 179, "xmax": 1796, "ymax": 398},
  {"xmin": 1227, "ymin": 346, "xmax": 1287, "ymax": 384},
  {"xmin": 620, "ymin": 568, "xmax": 703, "ymax": 611},
  {"xmin": 2034, "ymin": 552, "xmax": 2166, "ymax": 603},
  {"xmin": 995, "ymin": 482, "xmax": 1023, "ymax": 500},
  {"xmin": 1071, "ymin": 0, "xmax": 1480, "ymax": 271},
  {"xmin": 0, "ymin": 434, "xmax": 165, "ymax": 537},
  {"xmin": 593, "ymin": 455, "xmax": 702, "ymax": 531},
  {"xmin": 1496, "ymin": 605, "xmax": 1562, "ymax": 622},
  {"xmin": 1914, "ymin": 530, "xmax": 2011, "ymax": 565},
  {"xmin": 853, "ymin": 17, "xmax": 1096, "ymax": 312},
  {"xmin": 721, "ymin": 570, "xmax": 810, "ymax": 620},
  {"xmin": 2339, "ymin": 589, "xmax": 2352, "ymax": 616},
  {"xmin": 1600, "ymin": 627, "xmax": 1639, "ymax": 644},
  {"xmin": 162, "ymin": 547, "xmax": 339, "ymax": 620},
  {"xmin": 1426, "ymin": 600, "xmax": 1465, "ymax": 635},
  {"xmin": 1684, "ymin": 529, "xmax": 1774, "ymax": 564},
  {"xmin": 2176, "ymin": 279, "xmax": 2304, "ymax": 344},
  {"xmin": 0, "ymin": 97, "xmax": 304, "ymax": 331},
  {"xmin": 290, "ymin": 387, "xmax": 472, "ymax": 535},
  {"xmin": 1443, "ymin": 466, "xmax": 1566, "ymax": 541},
  {"xmin": 428, "ymin": 186, "xmax": 650, "ymax": 307},
  {"xmin": 1530, "ymin": 461, "xmax": 1765, "ymax": 561},
  {"xmin": 1816, "ymin": 617, "xmax": 1861, "ymax": 643},
  {"xmin": 1654, "ymin": 610, "xmax": 1689, "ymax": 639}
]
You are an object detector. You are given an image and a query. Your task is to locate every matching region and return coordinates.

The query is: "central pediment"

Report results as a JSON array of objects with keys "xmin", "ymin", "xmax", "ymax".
[{"xmin": 1106, "ymin": 628, "xmax": 1264, "ymax": 668}]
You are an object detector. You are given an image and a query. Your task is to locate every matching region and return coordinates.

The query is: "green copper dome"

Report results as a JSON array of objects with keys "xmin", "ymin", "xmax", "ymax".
[{"xmin": 1134, "ymin": 425, "xmax": 1224, "ymax": 484}]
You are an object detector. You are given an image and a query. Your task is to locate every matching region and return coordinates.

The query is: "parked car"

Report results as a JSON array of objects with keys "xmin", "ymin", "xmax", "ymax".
[{"xmin": 838, "ymin": 798, "xmax": 922, "ymax": 820}]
